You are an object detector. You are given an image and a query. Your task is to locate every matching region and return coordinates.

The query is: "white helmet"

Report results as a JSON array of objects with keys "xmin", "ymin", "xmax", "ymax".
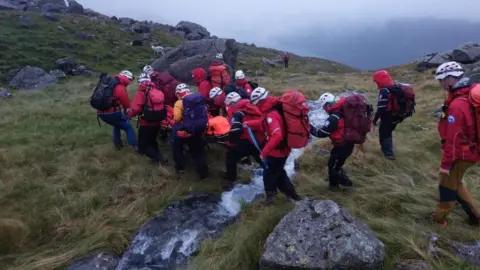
[
  {"xmin": 175, "ymin": 83, "xmax": 190, "ymax": 94},
  {"xmin": 318, "ymin": 92, "xmax": 335, "ymax": 108},
  {"xmin": 143, "ymin": 65, "xmax": 154, "ymax": 75},
  {"xmin": 209, "ymin": 87, "xmax": 223, "ymax": 99},
  {"xmin": 235, "ymin": 70, "xmax": 245, "ymax": 80},
  {"xmin": 215, "ymin": 53, "xmax": 223, "ymax": 60},
  {"xmin": 435, "ymin": 61, "xmax": 464, "ymax": 80},
  {"xmin": 250, "ymin": 87, "xmax": 268, "ymax": 105},
  {"xmin": 120, "ymin": 70, "xmax": 134, "ymax": 81},
  {"xmin": 225, "ymin": 92, "xmax": 241, "ymax": 105},
  {"xmin": 137, "ymin": 72, "xmax": 150, "ymax": 83}
]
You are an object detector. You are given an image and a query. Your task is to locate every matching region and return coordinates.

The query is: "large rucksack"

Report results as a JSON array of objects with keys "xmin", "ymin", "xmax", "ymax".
[
  {"xmin": 142, "ymin": 86, "xmax": 167, "ymax": 122},
  {"xmin": 208, "ymin": 64, "xmax": 230, "ymax": 89},
  {"xmin": 276, "ymin": 90, "xmax": 311, "ymax": 149},
  {"xmin": 150, "ymin": 72, "xmax": 179, "ymax": 107},
  {"xmin": 468, "ymin": 84, "xmax": 480, "ymax": 151},
  {"xmin": 342, "ymin": 94, "xmax": 373, "ymax": 144},
  {"xmin": 182, "ymin": 92, "xmax": 208, "ymax": 135},
  {"xmin": 90, "ymin": 73, "xmax": 120, "ymax": 110},
  {"xmin": 387, "ymin": 83, "xmax": 416, "ymax": 121}
]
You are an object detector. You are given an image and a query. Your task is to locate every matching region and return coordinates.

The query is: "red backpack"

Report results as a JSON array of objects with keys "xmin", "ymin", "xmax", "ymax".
[
  {"xmin": 142, "ymin": 86, "xmax": 166, "ymax": 122},
  {"xmin": 387, "ymin": 83, "xmax": 416, "ymax": 121},
  {"xmin": 341, "ymin": 94, "xmax": 373, "ymax": 144},
  {"xmin": 150, "ymin": 72, "xmax": 179, "ymax": 107},
  {"xmin": 277, "ymin": 90, "xmax": 311, "ymax": 149},
  {"xmin": 208, "ymin": 64, "xmax": 230, "ymax": 90}
]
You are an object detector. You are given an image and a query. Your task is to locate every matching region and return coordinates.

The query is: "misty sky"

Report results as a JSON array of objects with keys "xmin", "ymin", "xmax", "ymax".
[{"xmin": 77, "ymin": 0, "xmax": 480, "ymax": 69}]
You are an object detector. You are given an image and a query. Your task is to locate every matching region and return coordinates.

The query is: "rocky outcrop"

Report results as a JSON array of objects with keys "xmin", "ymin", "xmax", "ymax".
[
  {"xmin": 67, "ymin": 253, "xmax": 119, "ymax": 270},
  {"xmin": 151, "ymin": 38, "xmax": 238, "ymax": 84},
  {"xmin": 262, "ymin": 56, "xmax": 283, "ymax": 68},
  {"xmin": 259, "ymin": 199, "xmax": 385, "ymax": 270},
  {"xmin": 0, "ymin": 0, "xmax": 20, "ymax": 10},
  {"xmin": 424, "ymin": 233, "xmax": 480, "ymax": 266},
  {"xmin": 174, "ymin": 21, "xmax": 211, "ymax": 40},
  {"xmin": 0, "ymin": 87, "xmax": 13, "ymax": 99},
  {"xmin": 417, "ymin": 42, "xmax": 480, "ymax": 71},
  {"xmin": 9, "ymin": 66, "xmax": 57, "ymax": 90},
  {"xmin": 131, "ymin": 22, "xmax": 150, "ymax": 34},
  {"xmin": 66, "ymin": 0, "xmax": 83, "ymax": 14},
  {"xmin": 55, "ymin": 57, "xmax": 76, "ymax": 75}
]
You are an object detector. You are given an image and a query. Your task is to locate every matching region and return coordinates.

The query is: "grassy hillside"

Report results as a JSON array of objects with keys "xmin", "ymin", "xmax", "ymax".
[
  {"xmin": 0, "ymin": 10, "xmax": 357, "ymax": 85},
  {"xmin": 0, "ymin": 62, "xmax": 479, "ymax": 269}
]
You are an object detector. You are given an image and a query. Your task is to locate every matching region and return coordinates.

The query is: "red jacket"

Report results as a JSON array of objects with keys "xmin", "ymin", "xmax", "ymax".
[
  {"xmin": 245, "ymin": 96, "xmax": 290, "ymax": 158},
  {"xmin": 227, "ymin": 99, "xmax": 265, "ymax": 144},
  {"xmin": 97, "ymin": 75, "xmax": 131, "ymax": 114},
  {"xmin": 438, "ymin": 85, "xmax": 480, "ymax": 170},
  {"xmin": 235, "ymin": 78, "xmax": 253, "ymax": 96},
  {"xmin": 192, "ymin": 68, "xmax": 212, "ymax": 99},
  {"xmin": 128, "ymin": 81, "xmax": 165, "ymax": 126},
  {"xmin": 326, "ymin": 97, "xmax": 346, "ymax": 146},
  {"xmin": 209, "ymin": 61, "xmax": 231, "ymax": 89}
]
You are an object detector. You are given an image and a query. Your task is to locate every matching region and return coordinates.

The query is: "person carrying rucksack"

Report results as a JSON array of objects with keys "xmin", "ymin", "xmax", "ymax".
[
  {"xmin": 127, "ymin": 73, "xmax": 168, "ymax": 165},
  {"xmin": 208, "ymin": 87, "xmax": 226, "ymax": 117},
  {"xmin": 245, "ymin": 87, "xmax": 302, "ymax": 205},
  {"xmin": 234, "ymin": 70, "xmax": 256, "ymax": 96},
  {"xmin": 310, "ymin": 93, "xmax": 373, "ymax": 191},
  {"xmin": 91, "ymin": 70, "xmax": 137, "ymax": 150},
  {"xmin": 143, "ymin": 65, "xmax": 154, "ymax": 77},
  {"xmin": 150, "ymin": 71, "xmax": 179, "ymax": 107},
  {"xmin": 224, "ymin": 83, "xmax": 250, "ymax": 100},
  {"xmin": 172, "ymin": 83, "xmax": 209, "ymax": 179},
  {"xmin": 431, "ymin": 61, "xmax": 480, "ymax": 227},
  {"xmin": 192, "ymin": 68, "xmax": 213, "ymax": 100},
  {"xmin": 224, "ymin": 92, "xmax": 265, "ymax": 182},
  {"xmin": 372, "ymin": 70, "xmax": 415, "ymax": 160},
  {"xmin": 208, "ymin": 53, "xmax": 231, "ymax": 90}
]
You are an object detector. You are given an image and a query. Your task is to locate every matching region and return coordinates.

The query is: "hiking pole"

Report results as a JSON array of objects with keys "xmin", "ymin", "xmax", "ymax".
[{"xmin": 246, "ymin": 126, "xmax": 268, "ymax": 170}]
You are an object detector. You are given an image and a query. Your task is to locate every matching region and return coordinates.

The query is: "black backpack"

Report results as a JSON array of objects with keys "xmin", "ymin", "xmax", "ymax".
[
  {"xmin": 248, "ymin": 80, "xmax": 259, "ymax": 90},
  {"xmin": 90, "ymin": 73, "xmax": 120, "ymax": 110}
]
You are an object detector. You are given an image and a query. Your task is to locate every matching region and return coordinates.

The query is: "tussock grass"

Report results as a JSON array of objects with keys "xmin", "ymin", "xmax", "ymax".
[{"xmin": 1, "ymin": 68, "xmax": 479, "ymax": 270}]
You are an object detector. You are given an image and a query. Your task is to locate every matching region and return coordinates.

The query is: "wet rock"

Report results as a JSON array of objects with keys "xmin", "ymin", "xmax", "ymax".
[
  {"xmin": 255, "ymin": 70, "xmax": 265, "ymax": 76},
  {"xmin": 152, "ymin": 38, "xmax": 238, "ymax": 84},
  {"xmin": 395, "ymin": 259, "xmax": 433, "ymax": 270},
  {"xmin": 131, "ymin": 22, "xmax": 150, "ymax": 34},
  {"xmin": 171, "ymin": 30, "xmax": 185, "ymax": 39},
  {"xmin": 19, "ymin": 15, "xmax": 32, "ymax": 28},
  {"xmin": 67, "ymin": 252, "xmax": 119, "ymax": 270},
  {"xmin": 9, "ymin": 66, "xmax": 57, "ymax": 90},
  {"xmin": 0, "ymin": 0, "xmax": 20, "ymax": 10},
  {"xmin": 175, "ymin": 21, "xmax": 210, "ymax": 40},
  {"xmin": 55, "ymin": 57, "xmax": 76, "ymax": 74},
  {"xmin": 259, "ymin": 199, "xmax": 385, "ymax": 270},
  {"xmin": 424, "ymin": 232, "xmax": 480, "ymax": 266},
  {"xmin": 0, "ymin": 88, "xmax": 12, "ymax": 99},
  {"xmin": 452, "ymin": 42, "xmax": 480, "ymax": 64},
  {"xmin": 416, "ymin": 52, "xmax": 451, "ymax": 71},
  {"xmin": 262, "ymin": 57, "xmax": 283, "ymax": 68},
  {"xmin": 116, "ymin": 193, "xmax": 237, "ymax": 270}
]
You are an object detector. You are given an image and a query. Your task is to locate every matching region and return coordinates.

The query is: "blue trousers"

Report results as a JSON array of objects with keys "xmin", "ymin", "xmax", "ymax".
[{"xmin": 98, "ymin": 112, "xmax": 137, "ymax": 147}]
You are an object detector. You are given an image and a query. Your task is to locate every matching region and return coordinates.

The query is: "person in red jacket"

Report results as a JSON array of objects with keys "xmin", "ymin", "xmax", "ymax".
[
  {"xmin": 208, "ymin": 53, "xmax": 231, "ymax": 90},
  {"xmin": 97, "ymin": 70, "xmax": 137, "ymax": 150},
  {"xmin": 224, "ymin": 92, "xmax": 265, "ymax": 182},
  {"xmin": 127, "ymin": 73, "xmax": 168, "ymax": 164},
  {"xmin": 245, "ymin": 87, "xmax": 302, "ymax": 204},
  {"xmin": 431, "ymin": 61, "xmax": 480, "ymax": 227},
  {"xmin": 208, "ymin": 87, "xmax": 226, "ymax": 117},
  {"xmin": 309, "ymin": 93, "xmax": 354, "ymax": 191},
  {"xmin": 234, "ymin": 70, "xmax": 253, "ymax": 96}
]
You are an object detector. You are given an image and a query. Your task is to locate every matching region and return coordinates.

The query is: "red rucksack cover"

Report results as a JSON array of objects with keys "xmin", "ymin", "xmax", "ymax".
[
  {"xmin": 342, "ymin": 95, "xmax": 373, "ymax": 144},
  {"xmin": 278, "ymin": 90, "xmax": 311, "ymax": 149},
  {"xmin": 468, "ymin": 84, "xmax": 480, "ymax": 149},
  {"xmin": 209, "ymin": 65, "xmax": 230, "ymax": 89},
  {"xmin": 388, "ymin": 83, "xmax": 416, "ymax": 119},
  {"xmin": 150, "ymin": 72, "xmax": 179, "ymax": 107}
]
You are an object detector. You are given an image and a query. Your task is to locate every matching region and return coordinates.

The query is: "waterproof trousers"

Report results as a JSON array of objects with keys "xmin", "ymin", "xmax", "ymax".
[
  {"xmin": 173, "ymin": 135, "xmax": 208, "ymax": 179},
  {"xmin": 328, "ymin": 143, "xmax": 355, "ymax": 187},
  {"xmin": 98, "ymin": 111, "xmax": 137, "ymax": 148},
  {"xmin": 225, "ymin": 139, "xmax": 262, "ymax": 182},
  {"xmin": 138, "ymin": 125, "xmax": 164, "ymax": 163}
]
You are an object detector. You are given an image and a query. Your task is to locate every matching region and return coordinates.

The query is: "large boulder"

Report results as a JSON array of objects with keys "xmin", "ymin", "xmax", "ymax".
[
  {"xmin": 151, "ymin": 38, "xmax": 238, "ymax": 84},
  {"xmin": 424, "ymin": 233, "xmax": 480, "ymax": 265},
  {"xmin": 67, "ymin": 253, "xmax": 119, "ymax": 270},
  {"xmin": 0, "ymin": 87, "xmax": 13, "ymax": 99},
  {"xmin": 175, "ymin": 21, "xmax": 211, "ymax": 40},
  {"xmin": 131, "ymin": 22, "xmax": 150, "ymax": 34},
  {"xmin": 416, "ymin": 52, "xmax": 451, "ymax": 71},
  {"xmin": 466, "ymin": 61, "xmax": 480, "ymax": 83},
  {"xmin": 262, "ymin": 56, "xmax": 283, "ymax": 68},
  {"xmin": 40, "ymin": 0, "xmax": 67, "ymax": 13},
  {"xmin": 66, "ymin": 0, "xmax": 84, "ymax": 14},
  {"xmin": 452, "ymin": 42, "xmax": 480, "ymax": 64},
  {"xmin": 259, "ymin": 199, "xmax": 385, "ymax": 270},
  {"xmin": 55, "ymin": 57, "xmax": 76, "ymax": 74},
  {"xmin": 0, "ymin": 0, "xmax": 20, "ymax": 10},
  {"xmin": 9, "ymin": 66, "xmax": 58, "ymax": 90}
]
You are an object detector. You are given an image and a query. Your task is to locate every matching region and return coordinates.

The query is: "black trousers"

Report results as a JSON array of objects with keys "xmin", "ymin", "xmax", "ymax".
[
  {"xmin": 225, "ymin": 139, "xmax": 262, "ymax": 182},
  {"xmin": 328, "ymin": 143, "xmax": 355, "ymax": 186},
  {"xmin": 263, "ymin": 156, "xmax": 298, "ymax": 198},
  {"xmin": 138, "ymin": 125, "xmax": 163, "ymax": 163},
  {"xmin": 379, "ymin": 115, "xmax": 398, "ymax": 157},
  {"xmin": 173, "ymin": 135, "xmax": 208, "ymax": 178}
]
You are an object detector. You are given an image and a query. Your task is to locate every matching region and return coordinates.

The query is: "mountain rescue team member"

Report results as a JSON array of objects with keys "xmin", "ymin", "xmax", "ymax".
[
  {"xmin": 224, "ymin": 83, "xmax": 250, "ymax": 100},
  {"xmin": 97, "ymin": 70, "xmax": 137, "ymax": 150},
  {"xmin": 172, "ymin": 83, "xmax": 209, "ymax": 179},
  {"xmin": 234, "ymin": 70, "xmax": 253, "ymax": 96},
  {"xmin": 431, "ymin": 61, "xmax": 480, "ymax": 227},
  {"xmin": 143, "ymin": 65, "xmax": 154, "ymax": 77},
  {"xmin": 128, "ymin": 73, "xmax": 168, "ymax": 164},
  {"xmin": 310, "ymin": 93, "xmax": 354, "ymax": 191},
  {"xmin": 192, "ymin": 67, "xmax": 212, "ymax": 100},
  {"xmin": 372, "ymin": 70, "xmax": 400, "ymax": 160},
  {"xmin": 209, "ymin": 53, "xmax": 231, "ymax": 90},
  {"xmin": 282, "ymin": 52, "xmax": 289, "ymax": 68},
  {"xmin": 224, "ymin": 92, "xmax": 265, "ymax": 182},
  {"xmin": 208, "ymin": 87, "xmax": 226, "ymax": 117},
  {"xmin": 245, "ymin": 87, "xmax": 302, "ymax": 204}
]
